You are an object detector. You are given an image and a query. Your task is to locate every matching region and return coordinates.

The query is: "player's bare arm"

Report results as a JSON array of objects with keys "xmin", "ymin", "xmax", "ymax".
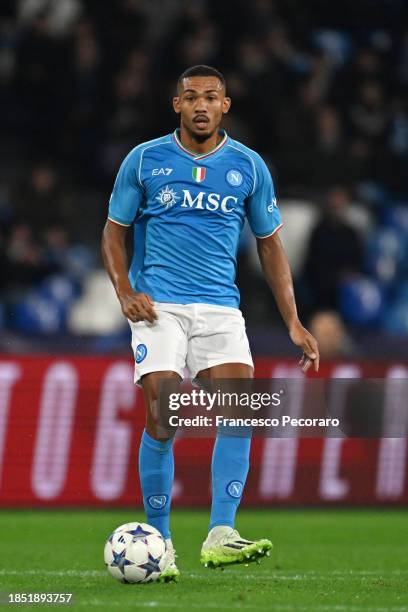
[
  {"xmin": 101, "ymin": 219, "xmax": 157, "ymax": 323},
  {"xmin": 257, "ymin": 232, "xmax": 320, "ymax": 372}
]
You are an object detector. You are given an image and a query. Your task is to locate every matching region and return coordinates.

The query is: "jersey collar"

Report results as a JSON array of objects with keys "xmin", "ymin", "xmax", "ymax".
[{"xmin": 173, "ymin": 128, "xmax": 228, "ymax": 161}]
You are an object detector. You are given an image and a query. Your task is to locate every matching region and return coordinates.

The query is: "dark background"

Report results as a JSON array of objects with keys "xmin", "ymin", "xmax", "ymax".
[{"xmin": 0, "ymin": 0, "xmax": 407, "ymax": 358}]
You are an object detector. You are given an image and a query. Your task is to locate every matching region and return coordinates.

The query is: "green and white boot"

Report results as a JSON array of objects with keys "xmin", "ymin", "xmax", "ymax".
[
  {"xmin": 159, "ymin": 539, "xmax": 180, "ymax": 583},
  {"xmin": 200, "ymin": 526, "xmax": 272, "ymax": 569}
]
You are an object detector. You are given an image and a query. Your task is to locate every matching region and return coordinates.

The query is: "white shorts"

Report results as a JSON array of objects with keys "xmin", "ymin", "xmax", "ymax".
[{"xmin": 129, "ymin": 302, "xmax": 254, "ymax": 385}]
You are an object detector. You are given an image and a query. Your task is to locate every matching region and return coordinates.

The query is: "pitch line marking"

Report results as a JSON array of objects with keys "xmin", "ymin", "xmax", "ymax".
[
  {"xmin": 0, "ymin": 569, "xmax": 407, "ymax": 578},
  {"xmin": 71, "ymin": 602, "xmax": 408, "ymax": 612}
]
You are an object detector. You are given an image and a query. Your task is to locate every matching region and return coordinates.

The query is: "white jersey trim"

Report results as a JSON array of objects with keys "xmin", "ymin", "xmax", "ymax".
[
  {"xmin": 227, "ymin": 144, "xmax": 257, "ymax": 196},
  {"xmin": 138, "ymin": 140, "xmax": 172, "ymax": 186},
  {"xmin": 108, "ymin": 216, "xmax": 131, "ymax": 227},
  {"xmin": 254, "ymin": 222, "xmax": 284, "ymax": 239}
]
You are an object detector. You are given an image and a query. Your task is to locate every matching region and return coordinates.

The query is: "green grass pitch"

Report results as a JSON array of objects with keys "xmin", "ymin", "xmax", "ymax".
[{"xmin": 0, "ymin": 509, "xmax": 407, "ymax": 611}]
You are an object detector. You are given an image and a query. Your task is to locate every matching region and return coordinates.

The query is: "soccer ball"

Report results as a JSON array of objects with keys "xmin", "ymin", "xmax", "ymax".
[{"xmin": 104, "ymin": 522, "xmax": 167, "ymax": 583}]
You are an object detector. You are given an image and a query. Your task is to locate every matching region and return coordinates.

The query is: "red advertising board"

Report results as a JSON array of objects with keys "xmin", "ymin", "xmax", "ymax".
[{"xmin": 0, "ymin": 356, "xmax": 407, "ymax": 507}]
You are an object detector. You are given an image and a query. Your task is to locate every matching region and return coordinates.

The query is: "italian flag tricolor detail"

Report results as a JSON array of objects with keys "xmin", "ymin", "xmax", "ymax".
[{"xmin": 192, "ymin": 167, "xmax": 206, "ymax": 182}]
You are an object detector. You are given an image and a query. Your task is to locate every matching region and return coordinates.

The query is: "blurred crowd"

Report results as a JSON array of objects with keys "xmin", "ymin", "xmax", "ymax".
[{"xmin": 0, "ymin": 0, "xmax": 407, "ymax": 349}]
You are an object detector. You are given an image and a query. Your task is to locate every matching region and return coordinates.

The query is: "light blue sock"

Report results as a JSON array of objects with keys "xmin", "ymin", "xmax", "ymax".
[
  {"xmin": 209, "ymin": 432, "xmax": 251, "ymax": 531},
  {"xmin": 138, "ymin": 429, "xmax": 174, "ymax": 539}
]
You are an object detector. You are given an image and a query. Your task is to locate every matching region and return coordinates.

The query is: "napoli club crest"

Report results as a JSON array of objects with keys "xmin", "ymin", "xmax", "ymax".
[
  {"xmin": 226, "ymin": 480, "xmax": 243, "ymax": 498},
  {"xmin": 135, "ymin": 344, "xmax": 147, "ymax": 364},
  {"xmin": 226, "ymin": 169, "xmax": 243, "ymax": 187},
  {"xmin": 147, "ymin": 494, "xmax": 168, "ymax": 509}
]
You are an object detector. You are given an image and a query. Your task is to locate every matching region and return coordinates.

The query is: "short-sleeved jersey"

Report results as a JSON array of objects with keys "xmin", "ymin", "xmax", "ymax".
[{"xmin": 108, "ymin": 129, "xmax": 283, "ymax": 308}]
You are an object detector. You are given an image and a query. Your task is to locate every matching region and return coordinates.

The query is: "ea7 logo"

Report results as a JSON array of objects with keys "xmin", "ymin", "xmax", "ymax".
[
  {"xmin": 267, "ymin": 198, "xmax": 277, "ymax": 212},
  {"xmin": 152, "ymin": 168, "xmax": 173, "ymax": 176}
]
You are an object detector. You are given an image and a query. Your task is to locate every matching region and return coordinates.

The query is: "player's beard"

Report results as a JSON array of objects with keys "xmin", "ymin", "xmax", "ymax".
[
  {"xmin": 184, "ymin": 120, "xmax": 220, "ymax": 144},
  {"xmin": 193, "ymin": 131, "xmax": 214, "ymax": 143}
]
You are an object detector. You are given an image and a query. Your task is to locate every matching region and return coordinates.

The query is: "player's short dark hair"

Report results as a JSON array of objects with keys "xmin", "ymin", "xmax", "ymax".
[{"xmin": 177, "ymin": 65, "xmax": 226, "ymax": 92}]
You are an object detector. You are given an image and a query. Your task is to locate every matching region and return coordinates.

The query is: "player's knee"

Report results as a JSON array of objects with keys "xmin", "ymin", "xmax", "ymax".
[
  {"xmin": 145, "ymin": 398, "xmax": 174, "ymax": 442},
  {"xmin": 145, "ymin": 422, "xmax": 173, "ymax": 443}
]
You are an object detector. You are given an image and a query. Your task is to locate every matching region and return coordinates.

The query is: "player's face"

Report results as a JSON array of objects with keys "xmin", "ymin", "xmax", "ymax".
[{"xmin": 173, "ymin": 76, "xmax": 231, "ymax": 140}]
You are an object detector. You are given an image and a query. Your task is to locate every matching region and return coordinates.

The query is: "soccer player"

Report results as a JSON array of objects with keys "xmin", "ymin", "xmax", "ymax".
[{"xmin": 102, "ymin": 65, "xmax": 319, "ymax": 582}]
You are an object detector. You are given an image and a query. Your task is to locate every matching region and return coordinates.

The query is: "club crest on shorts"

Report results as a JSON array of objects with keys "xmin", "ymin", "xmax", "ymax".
[
  {"xmin": 192, "ymin": 166, "xmax": 206, "ymax": 182},
  {"xmin": 147, "ymin": 494, "xmax": 168, "ymax": 509},
  {"xmin": 226, "ymin": 480, "xmax": 243, "ymax": 498},
  {"xmin": 135, "ymin": 343, "xmax": 147, "ymax": 363},
  {"xmin": 226, "ymin": 169, "xmax": 243, "ymax": 187}
]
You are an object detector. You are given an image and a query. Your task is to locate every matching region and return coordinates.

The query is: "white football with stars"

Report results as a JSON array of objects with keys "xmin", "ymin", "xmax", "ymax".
[{"xmin": 104, "ymin": 522, "xmax": 167, "ymax": 583}]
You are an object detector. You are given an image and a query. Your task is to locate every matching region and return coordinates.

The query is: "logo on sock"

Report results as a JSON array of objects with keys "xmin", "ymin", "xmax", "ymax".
[
  {"xmin": 226, "ymin": 480, "xmax": 243, "ymax": 498},
  {"xmin": 147, "ymin": 494, "xmax": 168, "ymax": 509},
  {"xmin": 135, "ymin": 343, "xmax": 147, "ymax": 363}
]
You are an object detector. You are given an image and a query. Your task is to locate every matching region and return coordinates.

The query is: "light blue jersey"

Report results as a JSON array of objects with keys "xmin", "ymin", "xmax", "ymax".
[{"xmin": 108, "ymin": 129, "xmax": 283, "ymax": 308}]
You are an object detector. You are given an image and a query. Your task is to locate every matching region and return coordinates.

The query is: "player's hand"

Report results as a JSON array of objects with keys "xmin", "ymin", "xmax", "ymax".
[
  {"xmin": 118, "ymin": 290, "xmax": 157, "ymax": 323},
  {"xmin": 289, "ymin": 320, "xmax": 320, "ymax": 373}
]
